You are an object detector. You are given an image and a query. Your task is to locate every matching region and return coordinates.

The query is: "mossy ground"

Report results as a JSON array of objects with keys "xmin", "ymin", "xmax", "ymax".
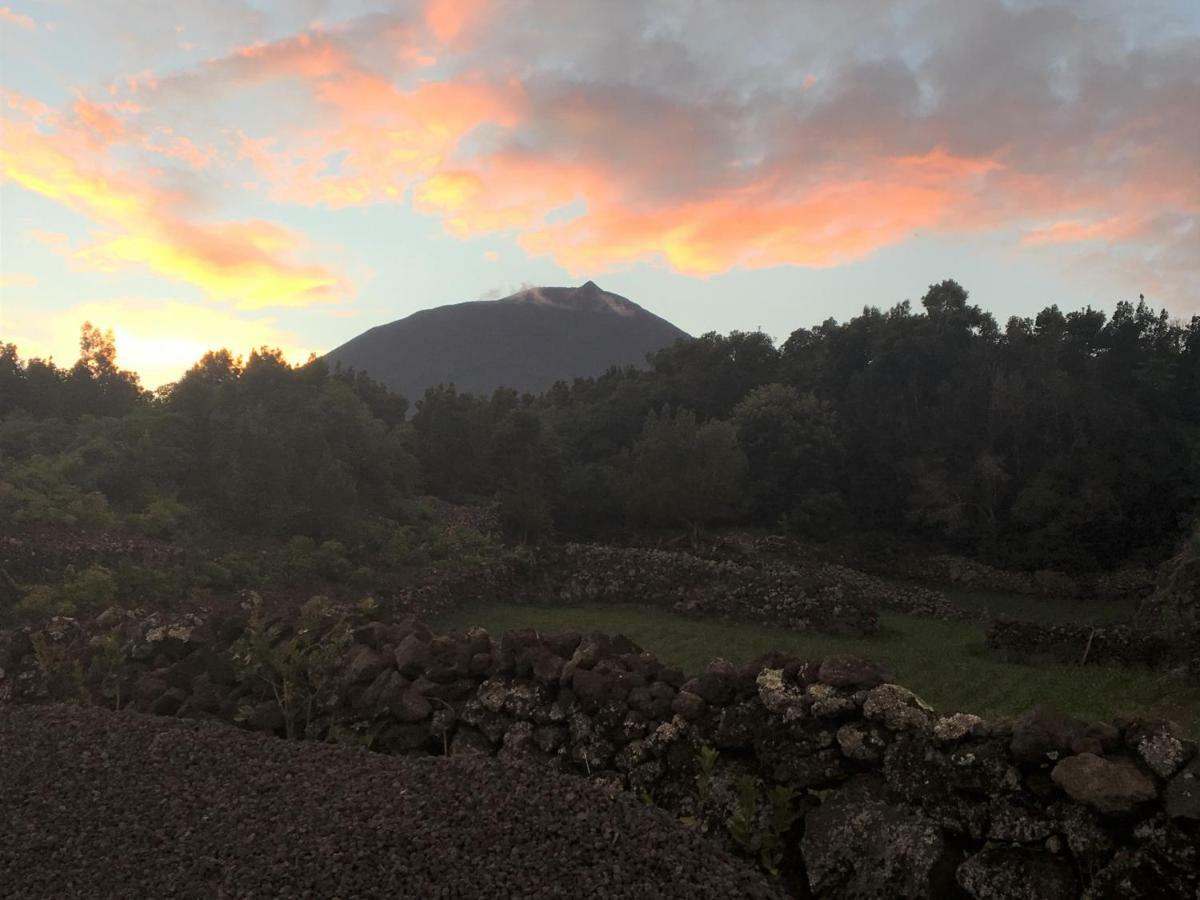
[{"xmin": 435, "ymin": 602, "xmax": 1199, "ymax": 737}]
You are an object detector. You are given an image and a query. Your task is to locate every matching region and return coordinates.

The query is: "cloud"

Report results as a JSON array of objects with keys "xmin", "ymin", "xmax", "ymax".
[
  {"xmin": 128, "ymin": 0, "xmax": 1185, "ymax": 304},
  {"xmin": 4, "ymin": 0, "xmax": 1199, "ymax": 315},
  {"xmin": 0, "ymin": 273, "xmax": 38, "ymax": 288},
  {"xmin": 0, "ymin": 6, "xmax": 34, "ymax": 30},
  {"xmin": 0, "ymin": 93, "xmax": 347, "ymax": 308},
  {"xmin": 1, "ymin": 297, "xmax": 310, "ymax": 388}
]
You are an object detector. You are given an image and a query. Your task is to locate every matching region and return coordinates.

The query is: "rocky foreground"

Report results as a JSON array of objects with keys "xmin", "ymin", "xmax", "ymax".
[
  {"xmin": 0, "ymin": 704, "xmax": 784, "ymax": 899},
  {"xmin": 3, "ymin": 607, "xmax": 1200, "ymax": 897}
]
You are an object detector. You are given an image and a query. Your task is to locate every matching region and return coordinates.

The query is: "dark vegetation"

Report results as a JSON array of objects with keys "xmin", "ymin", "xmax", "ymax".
[
  {"xmin": 4, "ymin": 282, "xmax": 1196, "ymax": 561},
  {"xmin": 1, "ymin": 282, "xmax": 1197, "ymax": 644},
  {"xmin": 2, "ymin": 284, "xmax": 1199, "ymax": 896}
]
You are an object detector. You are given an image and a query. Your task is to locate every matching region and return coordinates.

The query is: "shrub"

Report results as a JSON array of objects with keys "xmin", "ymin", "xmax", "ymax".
[
  {"xmin": 129, "ymin": 496, "xmax": 192, "ymax": 539},
  {"xmin": 57, "ymin": 565, "xmax": 117, "ymax": 614},
  {"xmin": 314, "ymin": 540, "xmax": 353, "ymax": 581}
]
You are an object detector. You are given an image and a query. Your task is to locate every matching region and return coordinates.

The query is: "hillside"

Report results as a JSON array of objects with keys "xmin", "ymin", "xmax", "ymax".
[{"xmin": 324, "ymin": 281, "xmax": 690, "ymax": 400}]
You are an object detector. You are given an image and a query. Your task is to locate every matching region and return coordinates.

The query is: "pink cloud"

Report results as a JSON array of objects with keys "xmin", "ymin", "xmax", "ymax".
[
  {"xmin": 0, "ymin": 6, "xmax": 34, "ymax": 30},
  {"xmin": 0, "ymin": 94, "xmax": 347, "ymax": 309}
]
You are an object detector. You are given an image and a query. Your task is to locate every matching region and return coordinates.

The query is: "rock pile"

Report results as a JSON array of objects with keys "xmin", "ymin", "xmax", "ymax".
[
  {"xmin": 0, "ymin": 704, "xmax": 785, "ymax": 899},
  {"xmin": 986, "ymin": 617, "xmax": 1172, "ymax": 667},
  {"xmin": 531, "ymin": 544, "xmax": 906, "ymax": 634},
  {"xmin": 2, "ymin": 607, "xmax": 1197, "ymax": 897},
  {"xmin": 876, "ymin": 553, "xmax": 1156, "ymax": 602}
]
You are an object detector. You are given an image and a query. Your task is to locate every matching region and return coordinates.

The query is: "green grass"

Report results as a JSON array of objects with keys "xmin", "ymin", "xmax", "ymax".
[{"xmin": 435, "ymin": 603, "xmax": 1199, "ymax": 737}]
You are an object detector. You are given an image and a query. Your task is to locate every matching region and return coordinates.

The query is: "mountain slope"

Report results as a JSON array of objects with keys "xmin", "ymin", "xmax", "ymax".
[{"xmin": 325, "ymin": 281, "xmax": 689, "ymax": 400}]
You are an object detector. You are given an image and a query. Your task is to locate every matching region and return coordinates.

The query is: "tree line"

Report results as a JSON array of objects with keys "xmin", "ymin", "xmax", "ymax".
[{"xmin": 2, "ymin": 281, "xmax": 1197, "ymax": 571}]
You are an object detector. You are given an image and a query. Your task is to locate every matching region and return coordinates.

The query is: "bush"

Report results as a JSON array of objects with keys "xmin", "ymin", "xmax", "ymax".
[
  {"xmin": 58, "ymin": 565, "xmax": 118, "ymax": 613},
  {"xmin": 16, "ymin": 584, "xmax": 71, "ymax": 618},
  {"xmin": 314, "ymin": 540, "xmax": 353, "ymax": 581},
  {"xmin": 115, "ymin": 560, "xmax": 186, "ymax": 605},
  {"xmin": 130, "ymin": 496, "xmax": 192, "ymax": 539}
]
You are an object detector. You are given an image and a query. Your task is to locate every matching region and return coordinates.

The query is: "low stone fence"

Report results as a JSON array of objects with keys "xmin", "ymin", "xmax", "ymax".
[
  {"xmin": 0, "ymin": 524, "xmax": 183, "ymax": 581},
  {"xmin": 2, "ymin": 607, "xmax": 1196, "ymax": 898},
  {"xmin": 873, "ymin": 552, "xmax": 1156, "ymax": 602},
  {"xmin": 985, "ymin": 617, "xmax": 1173, "ymax": 668},
  {"xmin": 526, "ymin": 544, "xmax": 960, "ymax": 635},
  {"xmin": 527, "ymin": 543, "xmax": 879, "ymax": 635}
]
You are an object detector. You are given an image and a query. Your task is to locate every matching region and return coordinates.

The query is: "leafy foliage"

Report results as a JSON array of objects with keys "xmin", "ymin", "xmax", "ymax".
[{"xmin": 2, "ymin": 283, "xmax": 1197, "ymax": 572}]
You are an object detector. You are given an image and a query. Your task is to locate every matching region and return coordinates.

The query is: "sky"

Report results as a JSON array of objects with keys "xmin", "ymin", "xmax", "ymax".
[{"xmin": 1, "ymin": 0, "xmax": 1197, "ymax": 388}]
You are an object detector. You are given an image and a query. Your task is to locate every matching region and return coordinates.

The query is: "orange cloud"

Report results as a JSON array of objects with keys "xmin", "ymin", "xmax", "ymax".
[
  {"xmin": 0, "ymin": 6, "xmax": 34, "ymax": 30},
  {"xmin": 220, "ymin": 30, "xmax": 522, "ymax": 209},
  {"xmin": 0, "ymin": 96, "xmax": 346, "ymax": 309},
  {"xmin": 1, "ymin": 298, "xmax": 311, "ymax": 388},
  {"xmin": 415, "ymin": 147, "xmax": 1001, "ymax": 276},
  {"xmin": 425, "ymin": 0, "xmax": 488, "ymax": 45},
  {"xmin": 1021, "ymin": 217, "xmax": 1131, "ymax": 246}
]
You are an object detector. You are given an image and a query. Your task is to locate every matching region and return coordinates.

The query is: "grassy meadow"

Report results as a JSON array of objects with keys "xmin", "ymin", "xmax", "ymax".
[{"xmin": 435, "ymin": 602, "xmax": 1199, "ymax": 737}]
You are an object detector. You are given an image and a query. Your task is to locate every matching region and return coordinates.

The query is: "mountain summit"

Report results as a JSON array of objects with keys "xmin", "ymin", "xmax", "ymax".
[{"xmin": 325, "ymin": 282, "xmax": 689, "ymax": 401}]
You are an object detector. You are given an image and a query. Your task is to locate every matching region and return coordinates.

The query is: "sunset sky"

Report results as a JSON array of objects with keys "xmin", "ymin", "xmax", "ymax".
[{"xmin": 1, "ymin": 0, "xmax": 1198, "ymax": 388}]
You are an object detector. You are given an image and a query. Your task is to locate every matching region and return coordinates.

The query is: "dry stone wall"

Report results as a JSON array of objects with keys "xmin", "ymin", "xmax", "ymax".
[
  {"xmin": 986, "ymin": 618, "xmax": 1173, "ymax": 668},
  {"xmin": 2, "ymin": 606, "xmax": 1197, "ymax": 899},
  {"xmin": 525, "ymin": 544, "xmax": 956, "ymax": 634},
  {"xmin": 871, "ymin": 552, "xmax": 1156, "ymax": 602}
]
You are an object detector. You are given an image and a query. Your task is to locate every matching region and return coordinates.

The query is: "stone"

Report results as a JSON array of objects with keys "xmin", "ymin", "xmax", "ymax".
[
  {"xmin": 1164, "ymin": 755, "xmax": 1200, "ymax": 820},
  {"xmin": 755, "ymin": 668, "xmax": 805, "ymax": 720},
  {"xmin": 498, "ymin": 722, "xmax": 542, "ymax": 762},
  {"xmin": 389, "ymin": 688, "xmax": 432, "ymax": 723},
  {"xmin": 476, "ymin": 679, "xmax": 508, "ymax": 712},
  {"xmin": 569, "ymin": 634, "xmax": 611, "ymax": 670},
  {"xmin": 801, "ymin": 776, "xmax": 954, "ymax": 899},
  {"xmin": 245, "ymin": 700, "xmax": 285, "ymax": 733},
  {"xmin": 817, "ymin": 654, "xmax": 888, "ymax": 689},
  {"xmin": 345, "ymin": 646, "xmax": 389, "ymax": 685},
  {"xmin": 1069, "ymin": 721, "xmax": 1120, "ymax": 756},
  {"xmin": 134, "ymin": 674, "xmax": 169, "ymax": 711},
  {"xmin": 393, "ymin": 634, "xmax": 431, "ymax": 678},
  {"xmin": 149, "ymin": 687, "xmax": 188, "ymax": 717},
  {"xmin": 862, "ymin": 684, "xmax": 933, "ymax": 732},
  {"xmin": 688, "ymin": 659, "xmax": 737, "ymax": 706},
  {"xmin": 805, "ymin": 683, "xmax": 858, "ymax": 718},
  {"xmin": 571, "ymin": 667, "xmax": 612, "ymax": 707},
  {"xmin": 934, "ymin": 713, "xmax": 983, "ymax": 743},
  {"xmin": 1051, "ymin": 753, "xmax": 1156, "ymax": 815},
  {"xmin": 541, "ymin": 629, "xmax": 581, "ymax": 659},
  {"xmin": 1128, "ymin": 720, "xmax": 1191, "ymax": 779},
  {"xmin": 531, "ymin": 650, "xmax": 563, "ymax": 686},
  {"xmin": 448, "ymin": 726, "xmax": 492, "ymax": 756},
  {"xmin": 956, "ymin": 847, "xmax": 1077, "ymax": 900},
  {"xmin": 713, "ymin": 701, "xmax": 763, "ymax": 750},
  {"xmin": 532, "ymin": 725, "xmax": 567, "ymax": 754},
  {"xmin": 187, "ymin": 672, "xmax": 223, "ymax": 715},
  {"xmin": 1010, "ymin": 706, "xmax": 1084, "ymax": 765},
  {"xmin": 1086, "ymin": 839, "xmax": 1200, "ymax": 900},
  {"xmin": 671, "ymin": 690, "xmax": 706, "ymax": 721},
  {"xmin": 837, "ymin": 722, "xmax": 888, "ymax": 763}
]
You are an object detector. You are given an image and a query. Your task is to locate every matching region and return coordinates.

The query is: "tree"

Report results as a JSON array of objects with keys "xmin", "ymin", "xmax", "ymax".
[
  {"xmin": 621, "ymin": 408, "xmax": 748, "ymax": 530},
  {"xmin": 1151, "ymin": 519, "xmax": 1200, "ymax": 674},
  {"xmin": 731, "ymin": 384, "xmax": 841, "ymax": 524}
]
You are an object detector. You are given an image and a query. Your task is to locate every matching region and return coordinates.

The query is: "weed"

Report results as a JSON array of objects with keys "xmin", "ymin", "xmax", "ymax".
[
  {"xmin": 231, "ymin": 600, "xmax": 351, "ymax": 740},
  {"xmin": 31, "ymin": 634, "xmax": 85, "ymax": 703},
  {"xmin": 726, "ymin": 775, "xmax": 801, "ymax": 878}
]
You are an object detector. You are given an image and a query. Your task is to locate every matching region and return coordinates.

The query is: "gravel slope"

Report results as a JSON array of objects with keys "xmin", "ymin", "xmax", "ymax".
[{"xmin": 0, "ymin": 705, "xmax": 784, "ymax": 899}]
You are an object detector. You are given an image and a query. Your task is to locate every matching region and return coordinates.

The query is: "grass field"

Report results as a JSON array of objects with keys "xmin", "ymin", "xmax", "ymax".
[{"xmin": 435, "ymin": 602, "xmax": 1199, "ymax": 737}]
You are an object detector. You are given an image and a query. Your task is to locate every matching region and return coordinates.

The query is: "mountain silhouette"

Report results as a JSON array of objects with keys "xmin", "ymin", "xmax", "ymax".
[{"xmin": 325, "ymin": 281, "xmax": 689, "ymax": 400}]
